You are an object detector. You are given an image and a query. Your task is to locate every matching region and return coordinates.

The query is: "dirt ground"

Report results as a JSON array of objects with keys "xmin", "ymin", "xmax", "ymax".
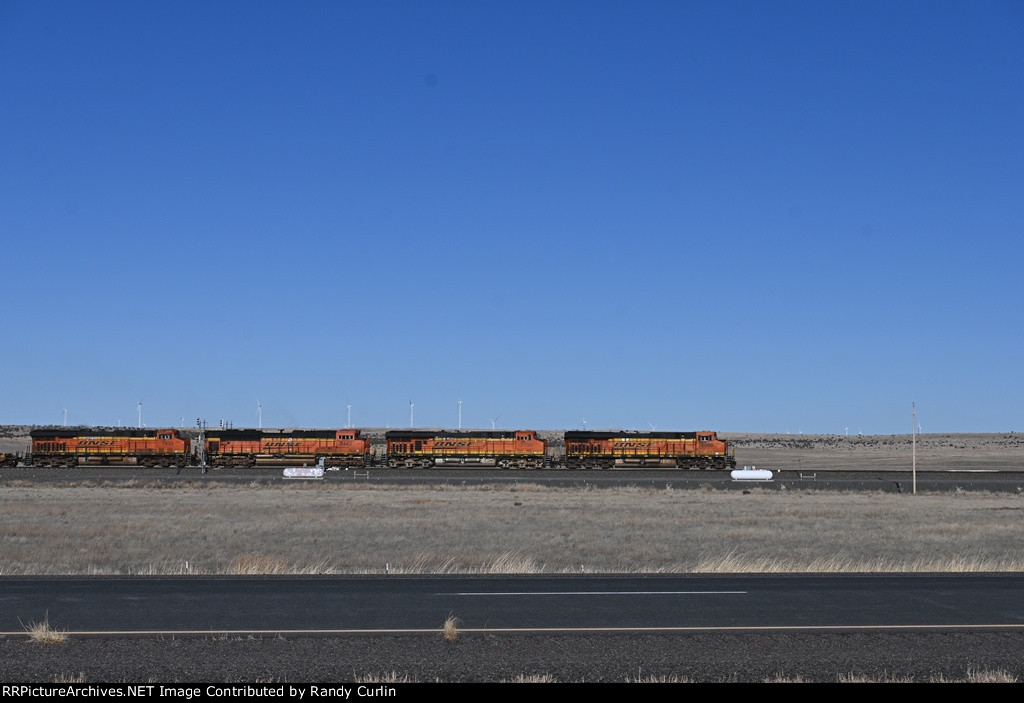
[{"xmin": 724, "ymin": 432, "xmax": 1024, "ymax": 472}]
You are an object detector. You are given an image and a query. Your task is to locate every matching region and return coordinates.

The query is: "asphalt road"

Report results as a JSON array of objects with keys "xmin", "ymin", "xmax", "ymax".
[
  {"xmin": 3, "ymin": 574, "xmax": 1023, "ymax": 683},
  {"xmin": 3, "ymin": 574, "xmax": 1022, "ymax": 635}
]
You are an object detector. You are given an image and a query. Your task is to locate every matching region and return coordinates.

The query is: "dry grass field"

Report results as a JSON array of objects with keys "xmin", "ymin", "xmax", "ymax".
[
  {"xmin": 725, "ymin": 432, "xmax": 1024, "ymax": 472},
  {"xmin": 1, "ymin": 480, "xmax": 1022, "ymax": 575},
  {"xmin": 0, "ymin": 430, "xmax": 1022, "ymax": 575}
]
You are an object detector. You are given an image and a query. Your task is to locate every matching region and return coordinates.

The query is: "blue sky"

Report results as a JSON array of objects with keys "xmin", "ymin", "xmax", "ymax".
[{"xmin": 1, "ymin": 1, "xmax": 1021, "ymax": 433}]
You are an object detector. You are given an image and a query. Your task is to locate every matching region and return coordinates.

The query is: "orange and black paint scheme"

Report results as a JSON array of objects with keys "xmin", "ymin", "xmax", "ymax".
[
  {"xmin": 563, "ymin": 430, "xmax": 736, "ymax": 469},
  {"xmin": 28, "ymin": 428, "xmax": 192, "ymax": 467},
  {"xmin": 16, "ymin": 427, "xmax": 735, "ymax": 471},
  {"xmin": 385, "ymin": 429, "xmax": 550, "ymax": 468},
  {"xmin": 204, "ymin": 428, "xmax": 371, "ymax": 468}
]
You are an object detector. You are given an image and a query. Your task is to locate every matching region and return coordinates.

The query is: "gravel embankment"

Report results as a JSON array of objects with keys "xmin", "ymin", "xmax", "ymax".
[{"xmin": 2, "ymin": 631, "xmax": 1022, "ymax": 683}]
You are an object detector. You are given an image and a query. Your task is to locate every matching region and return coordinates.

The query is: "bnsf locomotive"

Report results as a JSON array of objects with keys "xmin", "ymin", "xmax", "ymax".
[
  {"xmin": 564, "ymin": 430, "xmax": 735, "ymax": 469},
  {"xmin": 11, "ymin": 426, "xmax": 734, "ymax": 470},
  {"xmin": 204, "ymin": 428, "xmax": 372, "ymax": 468},
  {"xmin": 385, "ymin": 429, "xmax": 550, "ymax": 468},
  {"xmin": 28, "ymin": 428, "xmax": 192, "ymax": 467}
]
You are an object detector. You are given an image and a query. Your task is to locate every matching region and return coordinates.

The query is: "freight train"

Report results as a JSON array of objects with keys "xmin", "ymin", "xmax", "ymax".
[
  {"xmin": 564, "ymin": 430, "xmax": 734, "ymax": 469},
  {"xmin": 27, "ymin": 427, "xmax": 192, "ymax": 468},
  {"xmin": 384, "ymin": 429, "xmax": 550, "ymax": 468},
  {"xmin": 204, "ymin": 428, "xmax": 372, "ymax": 468},
  {"xmin": 10, "ymin": 426, "xmax": 736, "ymax": 470}
]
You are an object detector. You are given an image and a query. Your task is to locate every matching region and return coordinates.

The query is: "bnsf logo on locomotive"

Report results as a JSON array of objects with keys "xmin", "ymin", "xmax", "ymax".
[{"xmin": 434, "ymin": 440, "xmax": 472, "ymax": 448}]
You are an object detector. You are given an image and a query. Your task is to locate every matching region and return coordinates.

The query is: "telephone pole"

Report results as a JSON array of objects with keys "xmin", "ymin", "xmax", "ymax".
[{"xmin": 912, "ymin": 402, "xmax": 917, "ymax": 495}]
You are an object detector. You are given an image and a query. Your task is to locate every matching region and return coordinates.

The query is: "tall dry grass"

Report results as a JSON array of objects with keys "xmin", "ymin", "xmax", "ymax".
[
  {"xmin": 22, "ymin": 615, "xmax": 68, "ymax": 644},
  {"xmin": 442, "ymin": 615, "xmax": 460, "ymax": 642},
  {"xmin": 1, "ymin": 482, "xmax": 1022, "ymax": 575}
]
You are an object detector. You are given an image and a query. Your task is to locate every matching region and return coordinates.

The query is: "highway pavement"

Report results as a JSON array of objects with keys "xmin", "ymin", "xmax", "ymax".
[{"xmin": 2, "ymin": 574, "xmax": 1022, "ymax": 636}]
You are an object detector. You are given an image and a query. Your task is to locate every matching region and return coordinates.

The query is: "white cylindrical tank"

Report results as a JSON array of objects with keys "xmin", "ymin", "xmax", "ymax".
[{"xmin": 731, "ymin": 466, "xmax": 774, "ymax": 481}]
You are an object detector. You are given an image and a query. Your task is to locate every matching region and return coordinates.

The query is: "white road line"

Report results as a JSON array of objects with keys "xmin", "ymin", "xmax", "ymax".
[
  {"xmin": 447, "ymin": 591, "xmax": 747, "ymax": 596},
  {"xmin": 2, "ymin": 623, "xmax": 1022, "ymax": 636}
]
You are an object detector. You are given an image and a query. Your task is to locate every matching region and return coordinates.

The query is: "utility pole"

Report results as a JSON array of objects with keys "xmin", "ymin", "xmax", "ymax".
[
  {"xmin": 196, "ymin": 418, "xmax": 208, "ymax": 474},
  {"xmin": 912, "ymin": 402, "xmax": 917, "ymax": 495}
]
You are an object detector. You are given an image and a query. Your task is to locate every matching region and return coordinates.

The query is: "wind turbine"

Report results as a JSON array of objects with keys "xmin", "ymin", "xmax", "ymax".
[
  {"xmin": 62, "ymin": 408, "xmax": 68, "ymax": 427},
  {"xmin": 581, "ymin": 417, "xmax": 587, "ymax": 430},
  {"xmin": 490, "ymin": 413, "xmax": 502, "ymax": 430},
  {"xmin": 256, "ymin": 399, "xmax": 262, "ymax": 429},
  {"xmin": 647, "ymin": 421, "xmax": 656, "ymax": 432},
  {"xmin": 346, "ymin": 396, "xmax": 352, "ymax": 428},
  {"xmin": 137, "ymin": 401, "xmax": 143, "ymax": 429},
  {"xmin": 458, "ymin": 399, "xmax": 462, "ymax": 430},
  {"xmin": 409, "ymin": 400, "xmax": 414, "ymax": 428}
]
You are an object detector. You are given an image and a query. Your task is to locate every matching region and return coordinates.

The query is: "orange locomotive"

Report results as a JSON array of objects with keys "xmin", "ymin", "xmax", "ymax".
[
  {"xmin": 204, "ymin": 428, "xmax": 371, "ymax": 468},
  {"xmin": 28, "ymin": 428, "xmax": 193, "ymax": 467},
  {"xmin": 385, "ymin": 429, "xmax": 549, "ymax": 468},
  {"xmin": 563, "ymin": 430, "xmax": 735, "ymax": 469}
]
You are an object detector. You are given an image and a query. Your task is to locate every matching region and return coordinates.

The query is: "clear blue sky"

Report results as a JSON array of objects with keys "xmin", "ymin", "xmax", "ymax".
[{"xmin": 2, "ymin": 1, "xmax": 1021, "ymax": 433}]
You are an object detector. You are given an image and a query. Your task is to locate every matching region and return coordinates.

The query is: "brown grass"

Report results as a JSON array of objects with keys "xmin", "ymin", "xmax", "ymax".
[
  {"xmin": 627, "ymin": 674, "xmax": 696, "ymax": 683},
  {"xmin": 0, "ymin": 482, "xmax": 1022, "ymax": 575},
  {"xmin": 442, "ymin": 615, "xmax": 460, "ymax": 641},
  {"xmin": 836, "ymin": 669, "xmax": 1018, "ymax": 683},
  {"xmin": 23, "ymin": 616, "xmax": 68, "ymax": 644},
  {"xmin": 962, "ymin": 668, "xmax": 1018, "ymax": 683},
  {"xmin": 352, "ymin": 672, "xmax": 413, "ymax": 683},
  {"xmin": 725, "ymin": 432, "xmax": 1024, "ymax": 472},
  {"xmin": 231, "ymin": 554, "xmax": 290, "ymax": 574},
  {"xmin": 500, "ymin": 674, "xmax": 560, "ymax": 683}
]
